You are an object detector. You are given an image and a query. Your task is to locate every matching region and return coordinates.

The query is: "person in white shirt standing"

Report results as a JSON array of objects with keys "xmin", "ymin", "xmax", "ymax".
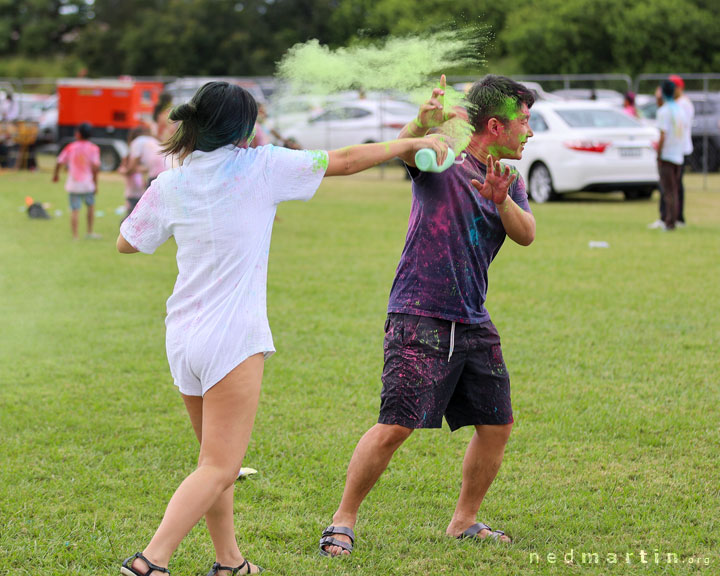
[
  {"xmin": 669, "ymin": 74, "xmax": 694, "ymax": 226},
  {"xmin": 655, "ymin": 79, "xmax": 686, "ymax": 231},
  {"xmin": 116, "ymin": 81, "xmax": 448, "ymax": 576}
]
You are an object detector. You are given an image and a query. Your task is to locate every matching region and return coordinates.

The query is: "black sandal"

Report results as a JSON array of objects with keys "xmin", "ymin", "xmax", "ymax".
[
  {"xmin": 206, "ymin": 559, "xmax": 264, "ymax": 575},
  {"xmin": 319, "ymin": 525, "xmax": 355, "ymax": 557},
  {"xmin": 458, "ymin": 522, "xmax": 512, "ymax": 543},
  {"xmin": 121, "ymin": 552, "xmax": 170, "ymax": 576}
]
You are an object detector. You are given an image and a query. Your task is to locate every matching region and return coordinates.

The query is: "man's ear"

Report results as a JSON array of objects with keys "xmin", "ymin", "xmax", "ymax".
[{"xmin": 487, "ymin": 117, "xmax": 503, "ymax": 136}]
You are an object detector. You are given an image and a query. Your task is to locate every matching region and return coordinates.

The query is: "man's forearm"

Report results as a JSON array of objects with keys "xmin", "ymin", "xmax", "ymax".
[{"xmin": 498, "ymin": 196, "xmax": 536, "ymax": 246}]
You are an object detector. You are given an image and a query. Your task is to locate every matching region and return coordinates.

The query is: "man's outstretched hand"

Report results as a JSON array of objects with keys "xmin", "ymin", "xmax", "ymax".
[
  {"xmin": 471, "ymin": 155, "xmax": 517, "ymax": 205},
  {"xmin": 414, "ymin": 74, "xmax": 458, "ymax": 132}
]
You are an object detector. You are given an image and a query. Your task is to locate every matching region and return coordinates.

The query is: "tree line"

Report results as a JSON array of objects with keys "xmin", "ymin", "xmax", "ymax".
[{"xmin": 1, "ymin": 0, "xmax": 719, "ymax": 79}]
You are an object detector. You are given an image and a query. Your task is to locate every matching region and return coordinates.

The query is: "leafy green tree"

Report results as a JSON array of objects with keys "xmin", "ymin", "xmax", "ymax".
[
  {"xmin": 501, "ymin": 0, "xmax": 619, "ymax": 74},
  {"xmin": 607, "ymin": 0, "xmax": 720, "ymax": 73},
  {"xmin": 501, "ymin": 0, "xmax": 720, "ymax": 75},
  {"xmin": 0, "ymin": 0, "xmax": 91, "ymax": 56}
]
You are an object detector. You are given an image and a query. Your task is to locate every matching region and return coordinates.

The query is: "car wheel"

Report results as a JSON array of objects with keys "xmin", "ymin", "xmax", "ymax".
[
  {"xmin": 99, "ymin": 145, "xmax": 120, "ymax": 171},
  {"xmin": 624, "ymin": 188, "xmax": 654, "ymax": 201},
  {"xmin": 529, "ymin": 163, "xmax": 555, "ymax": 203}
]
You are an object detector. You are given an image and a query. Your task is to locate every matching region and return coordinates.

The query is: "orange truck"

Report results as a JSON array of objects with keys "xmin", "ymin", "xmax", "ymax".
[{"xmin": 57, "ymin": 78, "xmax": 164, "ymax": 170}]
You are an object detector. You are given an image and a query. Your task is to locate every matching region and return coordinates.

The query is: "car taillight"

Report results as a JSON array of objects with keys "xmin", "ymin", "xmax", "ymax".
[
  {"xmin": 384, "ymin": 122, "xmax": 407, "ymax": 129},
  {"xmin": 563, "ymin": 140, "xmax": 610, "ymax": 153},
  {"xmin": 651, "ymin": 141, "xmax": 659, "ymax": 151}
]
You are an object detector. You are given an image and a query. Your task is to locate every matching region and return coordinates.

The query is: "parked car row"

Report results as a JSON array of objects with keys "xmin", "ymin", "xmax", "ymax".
[
  {"xmin": 9, "ymin": 76, "xmax": 717, "ymax": 202},
  {"xmin": 280, "ymin": 98, "xmax": 419, "ymax": 150}
]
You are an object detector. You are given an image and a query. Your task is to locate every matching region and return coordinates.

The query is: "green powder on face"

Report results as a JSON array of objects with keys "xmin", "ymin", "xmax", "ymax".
[{"xmin": 488, "ymin": 144, "xmax": 516, "ymax": 157}]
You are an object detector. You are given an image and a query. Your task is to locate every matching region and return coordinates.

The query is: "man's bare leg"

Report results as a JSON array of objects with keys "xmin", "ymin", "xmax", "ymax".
[
  {"xmin": 322, "ymin": 423, "xmax": 413, "ymax": 556},
  {"xmin": 446, "ymin": 423, "xmax": 513, "ymax": 542}
]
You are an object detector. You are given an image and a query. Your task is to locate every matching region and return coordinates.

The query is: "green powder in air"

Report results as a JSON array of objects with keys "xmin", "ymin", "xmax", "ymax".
[
  {"xmin": 276, "ymin": 28, "xmax": 487, "ymax": 154},
  {"xmin": 277, "ymin": 28, "xmax": 487, "ymax": 95}
]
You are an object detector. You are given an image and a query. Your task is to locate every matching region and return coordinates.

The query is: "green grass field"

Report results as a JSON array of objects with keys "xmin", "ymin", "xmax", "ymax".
[{"xmin": 1, "ymin": 161, "xmax": 718, "ymax": 575}]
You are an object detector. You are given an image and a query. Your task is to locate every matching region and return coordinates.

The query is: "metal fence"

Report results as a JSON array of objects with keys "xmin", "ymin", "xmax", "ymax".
[{"xmin": 2, "ymin": 74, "xmax": 719, "ymax": 183}]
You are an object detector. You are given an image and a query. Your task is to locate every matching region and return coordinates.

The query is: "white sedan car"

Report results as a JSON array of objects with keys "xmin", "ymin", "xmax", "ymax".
[
  {"xmin": 507, "ymin": 101, "xmax": 660, "ymax": 202},
  {"xmin": 283, "ymin": 99, "xmax": 418, "ymax": 150}
]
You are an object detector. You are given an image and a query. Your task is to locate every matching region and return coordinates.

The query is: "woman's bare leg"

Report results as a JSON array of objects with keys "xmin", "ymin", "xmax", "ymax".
[
  {"xmin": 182, "ymin": 394, "xmax": 259, "ymax": 571},
  {"xmin": 130, "ymin": 354, "xmax": 263, "ymax": 574}
]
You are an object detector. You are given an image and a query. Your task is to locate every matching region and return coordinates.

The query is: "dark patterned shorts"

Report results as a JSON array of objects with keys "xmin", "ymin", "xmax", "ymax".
[{"xmin": 379, "ymin": 313, "xmax": 513, "ymax": 431}]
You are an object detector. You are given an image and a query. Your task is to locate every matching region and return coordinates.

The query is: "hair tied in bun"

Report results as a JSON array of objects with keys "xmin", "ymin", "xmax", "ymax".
[{"xmin": 172, "ymin": 102, "xmax": 198, "ymax": 122}]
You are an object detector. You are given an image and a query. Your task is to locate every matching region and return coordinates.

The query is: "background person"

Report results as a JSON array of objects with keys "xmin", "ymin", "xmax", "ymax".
[
  {"xmin": 669, "ymin": 74, "xmax": 694, "ymax": 227},
  {"xmin": 52, "ymin": 122, "xmax": 101, "ymax": 239},
  {"xmin": 319, "ymin": 74, "xmax": 536, "ymax": 557},
  {"xmin": 654, "ymin": 79, "xmax": 686, "ymax": 231},
  {"xmin": 118, "ymin": 126, "xmax": 150, "ymax": 219},
  {"xmin": 1, "ymin": 92, "xmax": 19, "ymax": 122},
  {"xmin": 126, "ymin": 123, "xmax": 165, "ymax": 187},
  {"xmin": 153, "ymin": 92, "xmax": 176, "ymax": 143},
  {"xmin": 250, "ymin": 103, "xmax": 300, "ymax": 150},
  {"xmin": 623, "ymin": 91, "xmax": 639, "ymax": 118},
  {"xmin": 116, "ymin": 81, "xmax": 447, "ymax": 576}
]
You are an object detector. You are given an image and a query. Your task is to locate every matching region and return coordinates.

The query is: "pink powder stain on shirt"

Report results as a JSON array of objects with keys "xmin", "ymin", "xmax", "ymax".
[
  {"xmin": 57, "ymin": 140, "xmax": 100, "ymax": 192},
  {"xmin": 429, "ymin": 202, "xmax": 451, "ymax": 236}
]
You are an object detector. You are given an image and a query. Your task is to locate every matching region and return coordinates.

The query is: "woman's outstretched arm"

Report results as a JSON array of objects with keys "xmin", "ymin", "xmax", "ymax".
[{"xmin": 325, "ymin": 135, "xmax": 448, "ymax": 176}]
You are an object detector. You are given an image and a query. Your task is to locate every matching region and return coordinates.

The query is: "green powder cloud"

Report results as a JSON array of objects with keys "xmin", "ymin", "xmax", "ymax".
[
  {"xmin": 275, "ymin": 28, "xmax": 487, "ymax": 154},
  {"xmin": 276, "ymin": 28, "xmax": 487, "ymax": 96}
]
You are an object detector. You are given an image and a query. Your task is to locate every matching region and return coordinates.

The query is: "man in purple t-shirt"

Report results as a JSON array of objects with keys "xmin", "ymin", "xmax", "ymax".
[{"xmin": 320, "ymin": 75, "xmax": 536, "ymax": 556}]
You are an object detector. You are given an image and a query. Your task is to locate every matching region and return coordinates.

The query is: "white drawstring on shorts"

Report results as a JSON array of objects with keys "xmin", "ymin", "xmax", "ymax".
[{"xmin": 448, "ymin": 321, "xmax": 456, "ymax": 362}]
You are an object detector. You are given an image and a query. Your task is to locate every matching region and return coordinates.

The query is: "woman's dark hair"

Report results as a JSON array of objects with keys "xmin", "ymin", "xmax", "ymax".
[
  {"xmin": 163, "ymin": 81, "xmax": 258, "ymax": 161},
  {"xmin": 466, "ymin": 74, "xmax": 535, "ymax": 133}
]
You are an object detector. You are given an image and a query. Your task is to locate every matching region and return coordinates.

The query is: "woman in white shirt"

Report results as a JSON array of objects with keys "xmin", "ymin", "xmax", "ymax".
[{"xmin": 117, "ymin": 81, "xmax": 447, "ymax": 576}]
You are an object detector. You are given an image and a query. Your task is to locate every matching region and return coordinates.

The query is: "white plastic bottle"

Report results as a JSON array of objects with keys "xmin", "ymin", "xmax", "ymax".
[{"xmin": 414, "ymin": 147, "xmax": 456, "ymax": 173}]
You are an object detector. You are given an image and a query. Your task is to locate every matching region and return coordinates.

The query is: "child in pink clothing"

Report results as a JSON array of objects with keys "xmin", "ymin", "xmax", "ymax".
[{"xmin": 52, "ymin": 123, "xmax": 101, "ymax": 239}]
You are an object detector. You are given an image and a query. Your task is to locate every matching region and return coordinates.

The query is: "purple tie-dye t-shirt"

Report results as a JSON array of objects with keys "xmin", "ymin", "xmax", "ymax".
[{"xmin": 388, "ymin": 154, "xmax": 531, "ymax": 324}]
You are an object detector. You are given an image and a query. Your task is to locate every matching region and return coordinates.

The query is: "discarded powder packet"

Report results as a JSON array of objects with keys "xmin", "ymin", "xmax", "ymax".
[{"xmin": 588, "ymin": 241, "xmax": 610, "ymax": 248}]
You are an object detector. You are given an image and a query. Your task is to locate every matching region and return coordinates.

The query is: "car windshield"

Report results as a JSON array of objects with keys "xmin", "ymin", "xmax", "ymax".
[{"xmin": 556, "ymin": 108, "xmax": 640, "ymax": 128}]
